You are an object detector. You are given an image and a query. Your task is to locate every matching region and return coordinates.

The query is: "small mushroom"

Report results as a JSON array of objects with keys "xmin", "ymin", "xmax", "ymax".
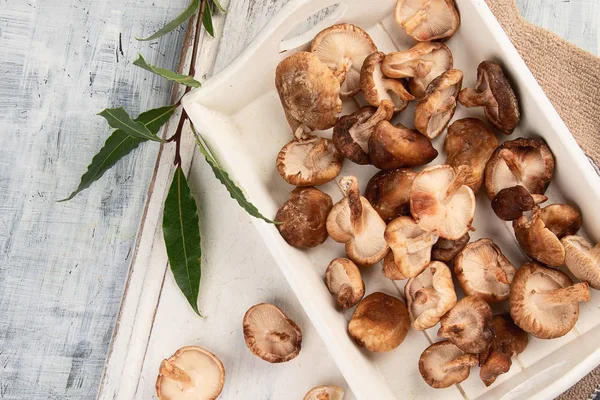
[
  {"xmin": 332, "ymin": 101, "xmax": 394, "ymax": 165},
  {"xmin": 156, "ymin": 346, "xmax": 225, "ymax": 400},
  {"xmin": 276, "ymin": 187, "xmax": 333, "ymax": 248},
  {"xmin": 395, "ymin": 0, "xmax": 460, "ymax": 42},
  {"xmin": 540, "ymin": 204, "xmax": 582, "ymax": 239},
  {"xmin": 304, "ymin": 385, "xmax": 344, "ymax": 400},
  {"xmin": 510, "ymin": 262, "xmax": 590, "ymax": 339},
  {"xmin": 454, "ymin": 239, "xmax": 517, "ymax": 302},
  {"xmin": 513, "ymin": 206, "xmax": 565, "ymax": 267},
  {"xmin": 383, "ymin": 216, "xmax": 439, "ymax": 280},
  {"xmin": 275, "ymin": 52, "xmax": 342, "ymax": 131},
  {"xmin": 410, "ymin": 165, "xmax": 476, "ymax": 240},
  {"xmin": 361, "ymin": 52, "xmax": 415, "ymax": 112},
  {"xmin": 405, "ymin": 261, "xmax": 457, "ymax": 330},
  {"xmin": 368, "ymin": 121, "xmax": 438, "ymax": 170},
  {"xmin": 243, "ymin": 303, "xmax": 302, "ymax": 363},
  {"xmin": 484, "ymin": 137, "xmax": 555, "ymax": 200},
  {"xmin": 325, "ymin": 258, "xmax": 365, "ymax": 310},
  {"xmin": 382, "ymin": 42, "xmax": 453, "ymax": 99},
  {"xmin": 444, "ymin": 118, "xmax": 499, "ymax": 193},
  {"xmin": 311, "ymin": 24, "xmax": 378, "ymax": 97},
  {"xmin": 561, "ymin": 236, "xmax": 600, "ymax": 289},
  {"xmin": 431, "ymin": 233, "xmax": 470, "ymax": 263},
  {"xmin": 419, "ymin": 341, "xmax": 478, "ymax": 389},
  {"xmin": 479, "ymin": 314, "xmax": 528, "ymax": 387},
  {"xmin": 414, "ymin": 69, "xmax": 463, "ymax": 139},
  {"xmin": 365, "ymin": 168, "xmax": 416, "ymax": 223},
  {"xmin": 348, "ymin": 292, "xmax": 410, "ymax": 352},
  {"xmin": 326, "ymin": 176, "xmax": 389, "ymax": 266},
  {"xmin": 276, "ymin": 129, "xmax": 344, "ymax": 187},
  {"xmin": 491, "ymin": 185, "xmax": 548, "ymax": 221},
  {"xmin": 438, "ymin": 296, "xmax": 494, "ymax": 354},
  {"xmin": 459, "ymin": 61, "xmax": 520, "ymax": 135}
]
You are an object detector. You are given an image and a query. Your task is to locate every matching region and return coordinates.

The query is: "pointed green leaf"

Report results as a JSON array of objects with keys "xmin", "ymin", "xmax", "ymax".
[
  {"xmin": 133, "ymin": 54, "xmax": 201, "ymax": 88},
  {"xmin": 137, "ymin": 0, "xmax": 201, "ymax": 41},
  {"xmin": 163, "ymin": 166, "xmax": 202, "ymax": 315},
  {"xmin": 211, "ymin": 0, "xmax": 227, "ymax": 13},
  {"xmin": 202, "ymin": 2, "xmax": 214, "ymax": 37},
  {"xmin": 98, "ymin": 107, "xmax": 165, "ymax": 142}
]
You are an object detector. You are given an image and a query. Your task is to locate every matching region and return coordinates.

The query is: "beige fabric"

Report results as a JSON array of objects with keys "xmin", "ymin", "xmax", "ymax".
[{"xmin": 485, "ymin": 0, "xmax": 600, "ymax": 166}]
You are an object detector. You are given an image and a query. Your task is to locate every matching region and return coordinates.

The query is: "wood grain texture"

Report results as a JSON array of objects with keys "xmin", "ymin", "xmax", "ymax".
[{"xmin": 0, "ymin": 0, "xmax": 597, "ymax": 399}]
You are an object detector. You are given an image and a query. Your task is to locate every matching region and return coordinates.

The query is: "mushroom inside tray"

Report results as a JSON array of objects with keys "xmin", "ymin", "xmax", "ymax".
[
  {"xmin": 325, "ymin": 257, "xmax": 365, "ymax": 310},
  {"xmin": 365, "ymin": 168, "xmax": 416, "ymax": 223},
  {"xmin": 419, "ymin": 341, "xmax": 478, "ymax": 389},
  {"xmin": 513, "ymin": 206, "xmax": 567, "ymax": 267},
  {"xmin": 395, "ymin": 0, "xmax": 460, "ymax": 42},
  {"xmin": 562, "ymin": 236, "xmax": 600, "ymax": 290},
  {"xmin": 361, "ymin": 52, "xmax": 415, "ymax": 112},
  {"xmin": 438, "ymin": 296, "xmax": 494, "ymax": 354}
]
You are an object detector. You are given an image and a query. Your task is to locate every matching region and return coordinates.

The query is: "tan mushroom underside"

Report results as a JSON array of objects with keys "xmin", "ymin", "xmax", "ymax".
[
  {"xmin": 562, "ymin": 236, "xmax": 600, "ymax": 289},
  {"xmin": 304, "ymin": 385, "xmax": 344, "ymax": 400},
  {"xmin": 395, "ymin": 0, "xmax": 460, "ymax": 41}
]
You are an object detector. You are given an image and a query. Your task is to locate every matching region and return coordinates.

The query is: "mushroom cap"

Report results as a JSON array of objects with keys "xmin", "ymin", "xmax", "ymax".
[
  {"xmin": 432, "ymin": 233, "xmax": 470, "ymax": 263},
  {"xmin": 562, "ymin": 236, "xmax": 600, "ymax": 290},
  {"xmin": 454, "ymin": 238, "xmax": 517, "ymax": 302},
  {"xmin": 303, "ymin": 385, "xmax": 345, "ymax": 400},
  {"xmin": 458, "ymin": 61, "xmax": 520, "ymax": 135},
  {"xmin": 438, "ymin": 296, "xmax": 494, "ymax": 354},
  {"xmin": 510, "ymin": 262, "xmax": 590, "ymax": 339},
  {"xmin": 156, "ymin": 346, "xmax": 225, "ymax": 400},
  {"xmin": 513, "ymin": 206, "xmax": 565, "ymax": 267},
  {"xmin": 491, "ymin": 185, "xmax": 548, "ymax": 221},
  {"xmin": 348, "ymin": 292, "xmax": 410, "ymax": 352},
  {"xmin": 419, "ymin": 341, "xmax": 478, "ymax": 389},
  {"xmin": 540, "ymin": 204, "xmax": 582, "ymax": 239},
  {"xmin": 414, "ymin": 69, "xmax": 463, "ymax": 139},
  {"xmin": 410, "ymin": 165, "xmax": 476, "ymax": 240},
  {"xmin": 243, "ymin": 303, "xmax": 302, "ymax": 363},
  {"xmin": 484, "ymin": 137, "xmax": 555, "ymax": 200},
  {"xmin": 365, "ymin": 168, "xmax": 417, "ymax": 222},
  {"xmin": 326, "ymin": 258, "xmax": 365, "ymax": 310},
  {"xmin": 395, "ymin": 0, "xmax": 461, "ymax": 42},
  {"xmin": 276, "ymin": 187, "xmax": 333, "ymax": 248},
  {"xmin": 275, "ymin": 52, "xmax": 342, "ymax": 131},
  {"xmin": 382, "ymin": 42, "xmax": 453, "ymax": 99},
  {"xmin": 368, "ymin": 120, "xmax": 438, "ymax": 170},
  {"xmin": 444, "ymin": 118, "xmax": 499, "ymax": 193},
  {"xmin": 383, "ymin": 216, "xmax": 440, "ymax": 280},
  {"xmin": 361, "ymin": 52, "xmax": 415, "ymax": 113},
  {"xmin": 405, "ymin": 261, "xmax": 457, "ymax": 330},
  {"xmin": 311, "ymin": 24, "xmax": 378, "ymax": 97},
  {"xmin": 276, "ymin": 132, "xmax": 344, "ymax": 186}
]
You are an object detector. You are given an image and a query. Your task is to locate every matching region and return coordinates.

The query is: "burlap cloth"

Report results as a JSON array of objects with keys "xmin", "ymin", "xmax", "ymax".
[{"xmin": 485, "ymin": 1, "xmax": 600, "ymax": 398}]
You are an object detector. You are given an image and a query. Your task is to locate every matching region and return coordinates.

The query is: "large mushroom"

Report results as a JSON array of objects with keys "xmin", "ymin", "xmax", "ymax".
[
  {"xmin": 325, "ymin": 258, "xmax": 365, "ymax": 310},
  {"xmin": 405, "ymin": 261, "xmax": 457, "ymax": 330},
  {"xmin": 414, "ymin": 69, "xmax": 463, "ymax": 140},
  {"xmin": 326, "ymin": 176, "xmax": 389, "ymax": 266},
  {"xmin": 459, "ymin": 61, "xmax": 520, "ymax": 135},
  {"xmin": 432, "ymin": 233, "xmax": 470, "ymax": 263},
  {"xmin": 275, "ymin": 52, "xmax": 342, "ymax": 131},
  {"xmin": 562, "ymin": 236, "xmax": 600, "ymax": 290},
  {"xmin": 361, "ymin": 52, "xmax": 415, "ymax": 113},
  {"xmin": 540, "ymin": 204, "xmax": 582, "ymax": 239},
  {"xmin": 491, "ymin": 185, "xmax": 548, "ymax": 221},
  {"xmin": 395, "ymin": 0, "xmax": 460, "ymax": 42},
  {"xmin": 304, "ymin": 385, "xmax": 344, "ymax": 400},
  {"xmin": 311, "ymin": 24, "xmax": 378, "ymax": 97},
  {"xmin": 513, "ymin": 206, "xmax": 565, "ymax": 267},
  {"xmin": 438, "ymin": 296, "xmax": 494, "ymax": 354},
  {"xmin": 510, "ymin": 262, "xmax": 590, "ymax": 339},
  {"xmin": 419, "ymin": 341, "xmax": 478, "ymax": 389},
  {"xmin": 365, "ymin": 168, "xmax": 416, "ymax": 223}
]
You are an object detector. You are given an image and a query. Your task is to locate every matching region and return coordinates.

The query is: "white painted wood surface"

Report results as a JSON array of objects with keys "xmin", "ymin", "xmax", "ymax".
[{"xmin": 0, "ymin": 0, "xmax": 598, "ymax": 399}]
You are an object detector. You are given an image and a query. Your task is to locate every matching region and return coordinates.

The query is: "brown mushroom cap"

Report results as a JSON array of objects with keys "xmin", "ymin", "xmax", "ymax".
[
  {"xmin": 361, "ymin": 52, "xmax": 415, "ymax": 113},
  {"xmin": 484, "ymin": 137, "xmax": 555, "ymax": 200},
  {"xmin": 513, "ymin": 206, "xmax": 565, "ymax": 267},
  {"xmin": 454, "ymin": 238, "xmax": 517, "ymax": 302},
  {"xmin": 491, "ymin": 185, "xmax": 548, "ymax": 221},
  {"xmin": 419, "ymin": 341, "xmax": 478, "ymax": 389},
  {"xmin": 156, "ymin": 346, "xmax": 225, "ymax": 400},
  {"xmin": 365, "ymin": 168, "xmax": 416, "ymax": 223},
  {"xmin": 311, "ymin": 24, "xmax": 378, "ymax": 97},
  {"xmin": 382, "ymin": 42, "xmax": 453, "ymax": 99},
  {"xmin": 348, "ymin": 292, "xmax": 410, "ymax": 352},
  {"xmin": 432, "ymin": 233, "xmax": 470, "ymax": 263},
  {"xmin": 303, "ymin": 385, "xmax": 345, "ymax": 400},
  {"xmin": 326, "ymin": 258, "xmax": 365, "ymax": 310},
  {"xmin": 414, "ymin": 69, "xmax": 463, "ymax": 139},
  {"xmin": 332, "ymin": 101, "xmax": 394, "ymax": 165},
  {"xmin": 368, "ymin": 120, "xmax": 438, "ymax": 170},
  {"xmin": 276, "ymin": 187, "xmax": 333, "ymax": 248},
  {"xmin": 509, "ymin": 262, "xmax": 590, "ymax": 339},
  {"xmin": 395, "ymin": 0, "xmax": 460, "ymax": 42},
  {"xmin": 540, "ymin": 204, "xmax": 582, "ymax": 239},
  {"xmin": 438, "ymin": 296, "xmax": 494, "ymax": 354},
  {"xmin": 562, "ymin": 236, "xmax": 600, "ymax": 290},
  {"xmin": 410, "ymin": 165, "xmax": 476, "ymax": 240},
  {"xmin": 383, "ymin": 216, "xmax": 439, "ymax": 280},
  {"xmin": 405, "ymin": 261, "xmax": 457, "ymax": 330},
  {"xmin": 243, "ymin": 303, "xmax": 302, "ymax": 363},
  {"xmin": 444, "ymin": 118, "xmax": 499, "ymax": 193},
  {"xmin": 275, "ymin": 52, "xmax": 342, "ymax": 131},
  {"xmin": 459, "ymin": 61, "xmax": 520, "ymax": 135},
  {"xmin": 326, "ymin": 176, "xmax": 389, "ymax": 266}
]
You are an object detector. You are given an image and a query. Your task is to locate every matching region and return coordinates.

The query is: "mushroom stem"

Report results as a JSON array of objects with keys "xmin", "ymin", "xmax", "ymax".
[
  {"xmin": 414, "ymin": 287, "xmax": 440, "ymax": 306},
  {"xmin": 531, "ymin": 194, "xmax": 549, "ymax": 205},
  {"xmin": 305, "ymin": 138, "xmax": 330, "ymax": 168},
  {"xmin": 487, "ymin": 258, "xmax": 510, "ymax": 284},
  {"xmin": 401, "ymin": 9, "xmax": 428, "ymax": 34},
  {"xmin": 458, "ymin": 87, "xmax": 496, "ymax": 107},
  {"xmin": 445, "ymin": 166, "xmax": 469, "ymax": 198},
  {"xmin": 498, "ymin": 149, "xmax": 524, "ymax": 181},
  {"xmin": 533, "ymin": 282, "xmax": 591, "ymax": 305},
  {"xmin": 293, "ymin": 125, "xmax": 311, "ymax": 140},
  {"xmin": 268, "ymin": 331, "xmax": 291, "ymax": 343},
  {"xmin": 405, "ymin": 233, "xmax": 438, "ymax": 254},
  {"xmin": 160, "ymin": 360, "xmax": 195, "ymax": 390},
  {"xmin": 442, "ymin": 354, "xmax": 479, "ymax": 372},
  {"xmin": 338, "ymin": 177, "xmax": 364, "ymax": 232}
]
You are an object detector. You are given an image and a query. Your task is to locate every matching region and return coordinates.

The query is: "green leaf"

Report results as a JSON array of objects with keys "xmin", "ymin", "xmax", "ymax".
[
  {"xmin": 137, "ymin": 0, "xmax": 201, "ymax": 41},
  {"xmin": 60, "ymin": 105, "xmax": 176, "ymax": 201},
  {"xmin": 98, "ymin": 107, "xmax": 165, "ymax": 142},
  {"xmin": 202, "ymin": 2, "xmax": 214, "ymax": 37},
  {"xmin": 133, "ymin": 54, "xmax": 201, "ymax": 88},
  {"xmin": 190, "ymin": 125, "xmax": 278, "ymax": 224},
  {"xmin": 211, "ymin": 0, "xmax": 227, "ymax": 13},
  {"xmin": 163, "ymin": 166, "xmax": 202, "ymax": 315}
]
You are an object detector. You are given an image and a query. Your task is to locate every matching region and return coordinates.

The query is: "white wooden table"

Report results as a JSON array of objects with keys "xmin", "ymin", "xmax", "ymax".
[{"xmin": 0, "ymin": 0, "xmax": 598, "ymax": 399}]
